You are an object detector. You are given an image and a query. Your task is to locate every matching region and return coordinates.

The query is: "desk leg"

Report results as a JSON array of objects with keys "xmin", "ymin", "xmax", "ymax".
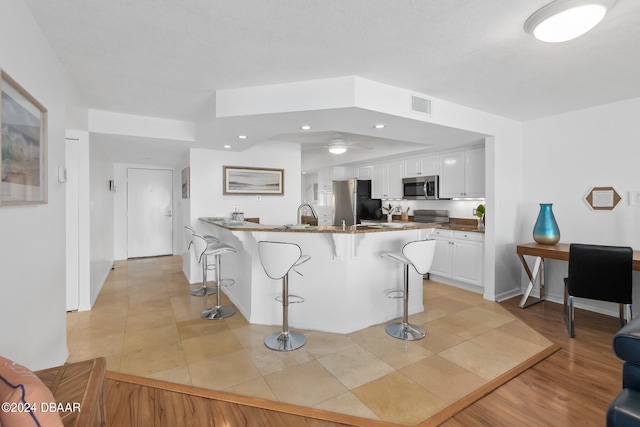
[{"xmin": 519, "ymin": 255, "xmax": 545, "ymax": 308}]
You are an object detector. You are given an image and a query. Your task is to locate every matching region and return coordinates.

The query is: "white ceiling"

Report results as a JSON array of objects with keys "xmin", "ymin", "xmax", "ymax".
[{"xmin": 23, "ymin": 0, "xmax": 640, "ymax": 167}]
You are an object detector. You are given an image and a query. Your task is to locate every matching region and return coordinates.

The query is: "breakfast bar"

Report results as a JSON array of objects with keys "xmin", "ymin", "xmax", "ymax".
[{"xmin": 198, "ymin": 218, "xmax": 435, "ymax": 334}]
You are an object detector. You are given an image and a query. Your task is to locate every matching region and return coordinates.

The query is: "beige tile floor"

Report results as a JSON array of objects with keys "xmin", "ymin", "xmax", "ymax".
[{"xmin": 67, "ymin": 255, "xmax": 554, "ymax": 425}]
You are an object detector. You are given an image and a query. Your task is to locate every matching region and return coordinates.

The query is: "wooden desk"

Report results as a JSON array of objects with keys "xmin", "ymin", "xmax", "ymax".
[{"xmin": 516, "ymin": 242, "xmax": 640, "ymax": 308}]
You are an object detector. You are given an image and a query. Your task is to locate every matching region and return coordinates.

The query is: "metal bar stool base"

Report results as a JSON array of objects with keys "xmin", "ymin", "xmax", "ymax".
[
  {"xmin": 385, "ymin": 322, "xmax": 426, "ymax": 341},
  {"xmin": 265, "ymin": 331, "xmax": 306, "ymax": 351},
  {"xmin": 201, "ymin": 305, "xmax": 235, "ymax": 320},
  {"xmin": 190, "ymin": 286, "xmax": 216, "ymax": 297}
]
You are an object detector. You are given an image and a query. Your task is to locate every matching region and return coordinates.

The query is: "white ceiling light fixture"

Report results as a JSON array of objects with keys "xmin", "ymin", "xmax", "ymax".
[
  {"xmin": 300, "ymin": 125, "xmax": 312, "ymax": 130},
  {"xmin": 524, "ymin": 0, "xmax": 616, "ymax": 43},
  {"xmin": 328, "ymin": 134, "xmax": 347, "ymax": 154}
]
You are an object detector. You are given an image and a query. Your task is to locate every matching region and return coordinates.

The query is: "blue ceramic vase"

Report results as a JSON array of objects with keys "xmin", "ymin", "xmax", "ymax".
[{"xmin": 533, "ymin": 203, "xmax": 560, "ymax": 245}]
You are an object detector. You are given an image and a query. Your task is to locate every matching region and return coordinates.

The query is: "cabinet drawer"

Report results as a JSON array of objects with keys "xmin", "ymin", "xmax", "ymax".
[
  {"xmin": 453, "ymin": 231, "xmax": 484, "ymax": 242},
  {"xmin": 431, "ymin": 229, "xmax": 453, "ymax": 238}
]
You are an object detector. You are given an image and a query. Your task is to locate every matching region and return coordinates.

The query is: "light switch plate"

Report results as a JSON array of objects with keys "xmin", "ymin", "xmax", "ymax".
[
  {"xmin": 57, "ymin": 167, "xmax": 67, "ymax": 183},
  {"xmin": 629, "ymin": 191, "xmax": 640, "ymax": 206}
]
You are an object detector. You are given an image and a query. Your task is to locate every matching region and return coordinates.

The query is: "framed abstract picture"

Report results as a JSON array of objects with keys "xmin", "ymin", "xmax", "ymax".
[
  {"xmin": 1, "ymin": 70, "xmax": 48, "ymax": 205},
  {"xmin": 223, "ymin": 166, "xmax": 284, "ymax": 195}
]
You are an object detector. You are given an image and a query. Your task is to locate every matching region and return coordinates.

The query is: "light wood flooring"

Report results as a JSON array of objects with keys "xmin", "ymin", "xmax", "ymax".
[{"xmin": 68, "ymin": 255, "xmax": 622, "ymax": 426}]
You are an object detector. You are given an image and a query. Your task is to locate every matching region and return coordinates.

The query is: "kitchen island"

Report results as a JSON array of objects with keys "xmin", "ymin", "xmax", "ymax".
[{"xmin": 197, "ymin": 218, "xmax": 436, "ymax": 334}]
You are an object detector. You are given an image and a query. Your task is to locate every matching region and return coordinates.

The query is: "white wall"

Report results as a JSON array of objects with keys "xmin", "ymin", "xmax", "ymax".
[
  {"xmin": 185, "ymin": 141, "xmax": 302, "ymax": 283},
  {"xmin": 89, "ymin": 142, "xmax": 115, "ymax": 306},
  {"xmin": 522, "ymin": 98, "xmax": 640, "ymax": 314},
  {"xmin": 0, "ymin": 0, "xmax": 78, "ymax": 369}
]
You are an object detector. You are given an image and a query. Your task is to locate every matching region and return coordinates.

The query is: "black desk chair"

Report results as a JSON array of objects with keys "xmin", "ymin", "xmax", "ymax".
[{"xmin": 564, "ymin": 243, "xmax": 633, "ymax": 338}]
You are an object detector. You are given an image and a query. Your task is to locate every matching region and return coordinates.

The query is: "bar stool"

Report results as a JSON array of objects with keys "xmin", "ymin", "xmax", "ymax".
[
  {"xmin": 192, "ymin": 233, "xmax": 237, "ymax": 320},
  {"xmin": 258, "ymin": 241, "xmax": 311, "ymax": 351},
  {"xmin": 184, "ymin": 226, "xmax": 218, "ymax": 297},
  {"xmin": 381, "ymin": 239, "xmax": 436, "ymax": 341}
]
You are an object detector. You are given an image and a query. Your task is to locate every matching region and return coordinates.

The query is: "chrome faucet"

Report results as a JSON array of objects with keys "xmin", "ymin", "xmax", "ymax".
[{"xmin": 297, "ymin": 203, "xmax": 317, "ymax": 224}]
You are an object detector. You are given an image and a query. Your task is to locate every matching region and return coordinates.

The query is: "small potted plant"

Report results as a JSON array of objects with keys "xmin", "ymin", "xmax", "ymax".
[
  {"xmin": 475, "ymin": 203, "xmax": 485, "ymax": 230},
  {"xmin": 382, "ymin": 203, "xmax": 395, "ymax": 223}
]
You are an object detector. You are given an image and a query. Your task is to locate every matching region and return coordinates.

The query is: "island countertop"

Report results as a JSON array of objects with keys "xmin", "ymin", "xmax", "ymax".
[{"xmin": 198, "ymin": 217, "xmax": 484, "ymax": 233}]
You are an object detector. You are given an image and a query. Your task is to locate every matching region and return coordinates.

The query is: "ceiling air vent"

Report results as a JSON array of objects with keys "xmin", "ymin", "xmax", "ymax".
[{"xmin": 411, "ymin": 96, "xmax": 431, "ymax": 114}]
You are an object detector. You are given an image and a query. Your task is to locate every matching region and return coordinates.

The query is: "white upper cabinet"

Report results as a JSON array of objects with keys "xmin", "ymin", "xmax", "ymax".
[
  {"xmin": 439, "ymin": 147, "xmax": 485, "ymax": 198},
  {"xmin": 404, "ymin": 155, "xmax": 439, "ymax": 177},
  {"xmin": 345, "ymin": 167, "xmax": 358, "ymax": 179},
  {"xmin": 371, "ymin": 161, "xmax": 404, "ymax": 199},
  {"xmin": 371, "ymin": 164, "xmax": 386, "ymax": 199},
  {"xmin": 387, "ymin": 161, "xmax": 404, "ymax": 198},
  {"xmin": 358, "ymin": 166, "xmax": 373, "ymax": 180},
  {"xmin": 464, "ymin": 147, "xmax": 485, "ymax": 198},
  {"xmin": 439, "ymin": 151, "xmax": 465, "ymax": 198}
]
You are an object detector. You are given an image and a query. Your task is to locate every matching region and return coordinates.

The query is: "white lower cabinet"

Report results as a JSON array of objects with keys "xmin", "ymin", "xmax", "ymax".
[
  {"xmin": 429, "ymin": 229, "xmax": 484, "ymax": 287},
  {"xmin": 430, "ymin": 230, "xmax": 454, "ymax": 276}
]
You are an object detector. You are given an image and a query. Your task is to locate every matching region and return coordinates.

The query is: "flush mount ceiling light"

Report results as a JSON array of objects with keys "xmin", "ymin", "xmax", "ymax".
[
  {"xmin": 300, "ymin": 125, "xmax": 312, "ymax": 130},
  {"xmin": 524, "ymin": 0, "xmax": 616, "ymax": 43},
  {"xmin": 328, "ymin": 135, "xmax": 347, "ymax": 154}
]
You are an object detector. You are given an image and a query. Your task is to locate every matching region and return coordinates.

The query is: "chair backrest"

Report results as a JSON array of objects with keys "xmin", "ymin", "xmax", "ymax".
[
  {"xmin": 184, "ymin": 225, "xmax": 194, "ymax": 250},
  {"xmin": 258, "ymin": 241, "xmax": 302, "ymax": 280},
  {"xmin": 567, "ymin": 243, "xmax": 633, "ymax": 304},
  {"xmin": 402, "ymin": 239, "xmax": 436, "ymax": 275},
  {"xmin": 191, "ymin": 233, "xmax": 209, "ymax": 263}
]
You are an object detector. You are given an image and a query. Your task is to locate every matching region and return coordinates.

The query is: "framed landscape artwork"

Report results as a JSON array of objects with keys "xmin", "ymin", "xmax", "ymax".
[
  {"xmin": 223, "ymin": 166, "xmax": 284, "ymax": 195},
  {"xmin": 1, "ymin": 70, "xmax": 48, "ymax": 205}
]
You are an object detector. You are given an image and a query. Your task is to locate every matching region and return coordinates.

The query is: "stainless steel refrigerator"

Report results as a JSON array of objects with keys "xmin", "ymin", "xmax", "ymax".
[{"xmin": 332, "ymin": 179, "xmax": 382, "ymax": 226}]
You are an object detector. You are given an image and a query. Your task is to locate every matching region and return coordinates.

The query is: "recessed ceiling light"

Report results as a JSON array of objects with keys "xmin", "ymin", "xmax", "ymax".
[
  {"xmin": 238, "ymin": 135, "xmax": 247, "ymax": 139},
  {"xmin": 374, "ymin": 124, "xmax": 385, "ymax": 129},
  {"xmin": 524, "ymin": 0, "xmax": 615, "ymax": 43},
  {"xmin": 300, "ymin": 125, "xmax": 312, "ymax": 130},
  {"xmin": 223, "ymin": 145, "xmax": 231, "ymax": 149}
]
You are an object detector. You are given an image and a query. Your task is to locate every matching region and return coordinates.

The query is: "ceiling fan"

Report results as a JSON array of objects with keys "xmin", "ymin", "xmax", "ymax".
[{"xmin": 302, "ymin": 133, "xmax": 371, "ymax": 155}]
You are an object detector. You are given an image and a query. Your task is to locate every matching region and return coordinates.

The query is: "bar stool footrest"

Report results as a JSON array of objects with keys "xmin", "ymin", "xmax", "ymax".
[
  {"xmin": 218, "ymin": 278, "xmax": 235, "ymax": 288},
  {"xmin": 275, "ymin": 294, "xmax": 304, "ymax": 304},
  {"xmin": 384, "ymin": 288, "xmax": 404, "ymax": 299}
]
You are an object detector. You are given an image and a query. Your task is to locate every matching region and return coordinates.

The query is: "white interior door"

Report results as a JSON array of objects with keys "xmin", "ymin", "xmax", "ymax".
[{"xmin": 127, "ymin": 168, "xmax": 173, "ymax": 258}]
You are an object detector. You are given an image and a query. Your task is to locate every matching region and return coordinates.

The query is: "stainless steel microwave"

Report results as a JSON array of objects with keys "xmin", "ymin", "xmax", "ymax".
[{"xmin": 402, "ymin": 175, "xmax": 444, "ymax": 200}]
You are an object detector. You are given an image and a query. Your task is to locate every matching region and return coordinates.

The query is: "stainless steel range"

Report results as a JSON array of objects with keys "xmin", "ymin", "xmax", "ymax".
[{"xmin": 413, "ymin": 209, "xmax": 449, "ymax": 225}]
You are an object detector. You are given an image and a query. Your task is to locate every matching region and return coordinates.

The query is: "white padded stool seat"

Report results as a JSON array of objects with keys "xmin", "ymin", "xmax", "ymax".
[
  {"xmin": 258, "ymin": 241, "xmax": 310, "ymax": 351},
  {"xmin": 185, "ymin": 225, "xmax": 219, "ymax": 245},
  {"xmin": 381, "ymin": 239, "xmax": 436, "ymax": 341},
  {"xmin": 192, "ymin": 234, "xmax": 238, "ymax": 320}
]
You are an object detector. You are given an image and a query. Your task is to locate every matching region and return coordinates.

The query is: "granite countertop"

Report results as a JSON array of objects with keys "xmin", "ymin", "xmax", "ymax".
[{"xmin": 199, "ymin": 217, "xmax": 485, "ymax": 234}]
